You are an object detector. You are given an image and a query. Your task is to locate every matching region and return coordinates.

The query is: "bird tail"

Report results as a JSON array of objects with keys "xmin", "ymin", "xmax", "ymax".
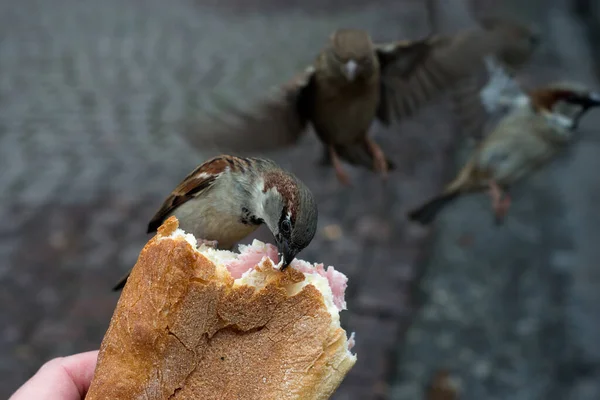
[
  {"xmin": 407, "ymin": 190, "xmax": 460, "ymax": 225},
  {"xmin": 111, "ymin": 271, "xmax": 131, "ymax": 292},
  {"xmin": 408, "ymin": 157, "xmax": 478, "ymax": 224}
]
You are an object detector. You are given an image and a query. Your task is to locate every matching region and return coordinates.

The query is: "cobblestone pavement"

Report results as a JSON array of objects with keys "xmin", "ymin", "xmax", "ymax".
[
  {"xmin": 0, "ymin": 0, "xmax": 457, "ymax": 398},
  {"xmin": 5, "ymin": 1, "xmax": 600, "ymax": 399},
  {"xmin": 391, "ymin": 1, "xmax": 600, "ymax": 399}
]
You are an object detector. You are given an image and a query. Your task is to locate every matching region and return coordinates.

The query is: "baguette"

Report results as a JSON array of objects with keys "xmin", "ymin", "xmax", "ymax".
[{"xmin": 86, "ymin": 216, "xmax": 356, "ymax": 400}]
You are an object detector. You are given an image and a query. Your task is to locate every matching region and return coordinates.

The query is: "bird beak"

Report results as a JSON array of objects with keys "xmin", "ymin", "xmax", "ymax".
[
  {"xmin": 276, "ymin": 239, "xmax": 297, "ymax": 272},
  {"xmin": 343, "ymin": 60, "xmax": 358, "ymax": 81},
  {"xmin": 569, "ymin": 92, "xmax": 600, "ymax": 130},
  {"xmin": 573, "ymin": 92, "xmax": 600, "ymax": 111},
  {"xmin": 586, "ymin": 92, "xmax": 600, "ymax": 107}
]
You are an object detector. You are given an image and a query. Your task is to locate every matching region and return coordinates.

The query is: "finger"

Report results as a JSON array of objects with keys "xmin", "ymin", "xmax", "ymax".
[
  {"xmin": 57, "ymin": 350, "xmax": 99, "ymax": 395},
  {"xmin": 10, "ymin": 350, "xmax": 99, "ymax": 400}
]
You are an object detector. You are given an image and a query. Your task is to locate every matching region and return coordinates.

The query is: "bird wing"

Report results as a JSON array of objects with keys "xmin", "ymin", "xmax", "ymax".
[
  {"xmin": 478, "ymin": 56, "xmax": 526, "ymax": 115},
  {"xmin": 374, "ymin": 37, "xmax": 443, "ymax": 125},
  {"xmin": 146, "ymin": 156, "xmax": 236, "ymax": 233},
  {"xmin": 374, "ymin": 27, "xmax": 525, "ymax": 126},
  {"xmin": 181, "ymin": 67, "xmax": 316, "ymax": 154},
  {"xmin": 453, "ymin": 55, "xmax": 527, "ymax": 140}
]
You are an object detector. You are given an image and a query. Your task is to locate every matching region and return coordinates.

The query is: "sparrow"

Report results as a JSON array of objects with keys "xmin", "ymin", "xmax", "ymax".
[
  {"xmin": 184, "ymin": 18, "xmax": 539, "ymax": 185},
  {"xmin": 407, "ymin": 69, "xmax": 600, "ymax": 225},
  {"xmin": 112, "ymin": 155, "xmax": 318, "ymax": 291}
]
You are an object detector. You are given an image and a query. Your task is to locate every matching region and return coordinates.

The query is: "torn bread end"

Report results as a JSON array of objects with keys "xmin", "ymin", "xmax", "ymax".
[
  {"xmin": 86, "ymin": 216, "xmax": 357, "ymax": 400},
  {"xmin": 165, "ymin": 215, "xmax": 357, "ymax": 359}
]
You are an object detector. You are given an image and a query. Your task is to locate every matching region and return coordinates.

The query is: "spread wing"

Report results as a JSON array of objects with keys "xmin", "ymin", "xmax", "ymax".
[
  {"xmin": 147, "ymin": 156, "xmax": 235, "ymax": 233},
  {"xmin": 374, "ymin": 37, "xmax": 443, "ymax": 125},
  {"xmin": 180, "ymin": 67, "xmax": 316, "ymax": 155},
  {"xmin": 453, "ymin": 55, "xmax": 527, "ymax": 140},
  {"xmin": 374, "ymin": 22, "xmax": 534, "ymax": 126}
]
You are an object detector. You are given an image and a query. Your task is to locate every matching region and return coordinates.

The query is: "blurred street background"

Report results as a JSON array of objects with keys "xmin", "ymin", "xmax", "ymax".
[{"xmin": 2, "ymin": 0, "xmax": 600, "ymax": 398}]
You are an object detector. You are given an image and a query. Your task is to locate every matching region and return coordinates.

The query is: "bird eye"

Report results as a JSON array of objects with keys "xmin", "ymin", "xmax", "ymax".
[{"xmin": 280, "ymin": 219, "xmax": 292, "ymax": 236}]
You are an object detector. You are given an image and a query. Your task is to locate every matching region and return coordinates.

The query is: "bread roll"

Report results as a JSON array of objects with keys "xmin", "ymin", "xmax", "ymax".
[{"xmin": 86, "ymin": 216, "xmax": 356, "ymax": 400}]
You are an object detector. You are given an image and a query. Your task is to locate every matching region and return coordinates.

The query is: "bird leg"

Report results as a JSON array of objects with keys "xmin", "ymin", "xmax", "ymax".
[
  {"xmin": 197, "ymin": 239, "xmax": 219, "ymax": 249},
  {"xmin": 488, "ymin": 180, "xmax": 511, "ymax": 224},
  {"xmin": 365, "ymin": 137, "xmax": 389, "ymax": 179},
  {"xmin": 329, "ymin": 146, "xmax": 351, "ymax": 186}
]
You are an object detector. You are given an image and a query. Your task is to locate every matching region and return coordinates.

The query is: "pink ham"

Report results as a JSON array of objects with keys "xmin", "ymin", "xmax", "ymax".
[
  {"xmin": 225, "ymin": 242, "xmax": 279, "ymax": 280},
  {"xmin": 224, "ymin": 241, "xmax": 348, "ymax": 311},
  {"xmin": 288, "ymin": 258, "xmax": 348, "ymax": 311},
  {"xmin": 347, "ymin": 332, "xmax": 356, "ymax": 351}
]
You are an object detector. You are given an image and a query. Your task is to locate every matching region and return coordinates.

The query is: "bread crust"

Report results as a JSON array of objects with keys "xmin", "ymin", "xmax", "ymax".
[{"xmin": 86, "ymin": 217, "xmax": 356, "ymax": 400}]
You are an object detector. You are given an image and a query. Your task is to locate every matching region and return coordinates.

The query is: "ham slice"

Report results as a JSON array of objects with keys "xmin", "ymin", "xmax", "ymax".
[{"xmin": 224, "ymin": 240, "xmax": 348, "ymax": 311}]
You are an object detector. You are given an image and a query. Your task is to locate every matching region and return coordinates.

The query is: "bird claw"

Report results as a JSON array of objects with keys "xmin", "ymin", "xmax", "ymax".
[
  {"xmin": 365, "ymin": 138, "xmax": 389, "ymax": 180},
  {"xmin": 335, "ymin": 168, "xmax": 352, "ymax": 186},
  {"xmin": 375, "ymin": 158, "xmax": 389, "ymax": 181},
  {"xmin": 493, "ymin": 211, "xmax": 508, "ymax": 225},
  {"xmin": 494, "ymin": 209, "xmax": 507, "ymax": 225},
  {"xmin": 488, "ymin": 180, "xmax": 511, "ymax": 225},
  {"xmin": 329, "ymin": 146, "xmax": 352, "ymax": 186}
]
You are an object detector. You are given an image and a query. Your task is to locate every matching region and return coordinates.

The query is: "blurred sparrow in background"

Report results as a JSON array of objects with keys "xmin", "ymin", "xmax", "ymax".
[
  {"xmin": 184, "ymin": 18, "xmax": 539, "ymax": 185},
  {"xmin": 407, "ymin": 60, "xmax": 600, "ymax": 225}
]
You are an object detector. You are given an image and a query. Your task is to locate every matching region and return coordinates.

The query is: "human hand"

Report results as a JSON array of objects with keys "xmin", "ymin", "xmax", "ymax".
[{"xmin": 10, "ymin": 350, "xmax": 99, "ymax": 400}]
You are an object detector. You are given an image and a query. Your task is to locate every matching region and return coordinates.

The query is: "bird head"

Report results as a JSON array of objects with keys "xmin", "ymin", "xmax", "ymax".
[
  {"xmin": 529, "ymin": 81, "xmax": 600, "ymax": 129},
  {"xmin": 257, "ymin": 167, "xmax": 318, "ymax": 271},
  {"xmin": 480, "ymin": 17, "xmax": 541, "ymax": 70},
  {"xmin": 325, "ymin": 28, "xmax": 378, "ymax": 81}
]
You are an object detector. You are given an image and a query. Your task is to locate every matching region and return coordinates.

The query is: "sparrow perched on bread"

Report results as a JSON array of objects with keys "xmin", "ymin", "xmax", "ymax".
[
  {"xmin": 112, "ymin": 155, "xmax": 318, "ymax": 291},
  {"xmin": 407, "ymin": 65, "xmax": 600, "ymax": 225},
  {"xmin": 185, "ymin": 18, "xmax": 539, "ymax": 185}
]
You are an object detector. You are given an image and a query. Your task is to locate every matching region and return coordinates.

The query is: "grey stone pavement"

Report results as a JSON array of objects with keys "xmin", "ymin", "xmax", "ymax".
[{"xmin": 1, "ymin": 0, "xmax": 600, "ymax": 399}]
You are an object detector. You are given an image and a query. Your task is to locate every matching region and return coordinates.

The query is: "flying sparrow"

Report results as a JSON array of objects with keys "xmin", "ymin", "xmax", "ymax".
[
  {"xmin": 112, "ymin": 155, "xmax": 318, "ymax": 291},
  {"xmin": 407, "ymin": 68, "xmax": 600, "ymax": 225},
  {"xmin": 183, "ymin": 18, "xmax": 539, "ymax": 185}
]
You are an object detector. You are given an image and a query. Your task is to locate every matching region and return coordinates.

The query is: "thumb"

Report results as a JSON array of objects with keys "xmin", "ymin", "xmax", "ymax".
[{"xmin": 10, "ymin": 350, "xmax": 99, "ymax": 400}]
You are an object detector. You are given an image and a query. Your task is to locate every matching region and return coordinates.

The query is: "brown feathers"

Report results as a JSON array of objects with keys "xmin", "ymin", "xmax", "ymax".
[
  {"xmin": 528, "ymin": 87, "xmax": 583, "ymax": 113},
  {"xmin": 375, "ymin": 37, "xmax": 443, "ymax": 124},
  {"xmin": 329, "ymin": 29, "xmax": 374, "ymax": 61},
  {"xmin": 479, "ymin": 17, "xmax": 540, "ymax": 69},
  {"xmin": 147, "ymin": 155, "xmax": 245, "ymax": 233},
  {"xmin": 183, "ymin": 68, "xmax": 315, "ymax": 154},
  {"xmin": 377, "ymin": 18, "xmax": 538, "ymax": 126},
  {"xmin": 116, "ymin": 155, "xmax": 319, "ymax": 291},
  {"xmin": 262, "ymin": 170, "xmax": 300, "ymax": 223},
  {"xmin": 447, "ymin": 18, "xmax": 539, "ymax": 140}
]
